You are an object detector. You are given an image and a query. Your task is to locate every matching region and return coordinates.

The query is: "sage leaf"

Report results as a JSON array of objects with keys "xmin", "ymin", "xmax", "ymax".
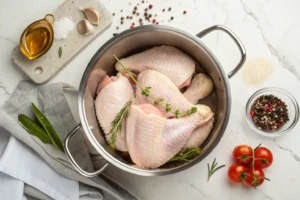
[
  {"xmin": 18, "ymin": 114, "xmax": 52, "ymax": 144},
  {"xmin": 32, "ymin": 103, "xmax": 64, "ymax": 152}
]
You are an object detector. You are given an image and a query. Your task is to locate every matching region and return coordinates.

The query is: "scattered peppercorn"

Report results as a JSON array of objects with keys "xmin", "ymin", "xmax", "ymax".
[
  {"xmin": 149, "ymin": 4, "xmax": 153, "ymax": 9},
  {"xmin": 171, "ymin": 16, "xmax": 174, "ymax": 20},
  {"xmin": 154, "ymin": 14, "xmax": 157, "ymax": 17},
  {"xmin": 121, "ymin": 21, "xmax": 124, "ymax": 24},
  {"xmin": 133, "ymin": 11, "xmax": 136, "ymax": 14},
  {"xmin": 113, "ymin": 33, "xmax": 118, "ymax": 36},
  {"xmin": 183, "ymin": 10, "xmax": 187, "ymax": 14},
  {"xmin": 139, "ymin": 18, "xmax": 143, "ymax": 22},
  {"xmin": 145, "ymin": 8, "xmax": 148, "ymax": 12},
  {"xmin": 130, "ymin": 25, "xmax": 134, "ymax": 29},
  {"xmin": 116, "ymin": 26, "xmax": 119, "ymax": 30},
  {"xmin": 120, "ymin": 9, "xmax": 123, "ymax": 12},
  {"xmin": 121, "ymin": 17, "xmax": 124, "ymax": 20},
  {"xmin": 152, "ymin": 19, "xmax": 156, "ymax": 23},
  {"xmin": 162, "ymin": 8, "xmax": 165, "ymax": 12},
  {"xmin": 134, "ymin": 6, "xmax": 137, "ymax": 10},
  {"xmin": 126, "ymin": 16, "xmax": 129, "ymax": 19},
  {"xmin": 130, "ymin": 16, "xmax": 133, "ymax": 19},
  {"xmin": 144, "ymin": 13, "xmax": 148, "ymax": 17},
  {"xmin": 156, "ymin": 22, "xmax": 159, "ymax": 25},
  {"xmin": 250, "ymin": 95, "xmax": 289, "ymax": 132},
  {"xmin": 132, "ymin": 22, "xmax": 135, "ymax": 26},
  {"xmin": 149, "ymin": 14, "xmax": 152, "ymax": 18},
  {"xmin": 137, "ymin": 12, "xmax": 140, "ymax": 16},
  {"xmin": 168, "ymin": 7, "xmax": 172, "ymax": 11},
  {"xmin": 142, "ymin": 0, "xmax": 144, "ymax": 3},
  {"xmin": 112, "ymin": 13, "xmax": 115, "ymax": 16}
]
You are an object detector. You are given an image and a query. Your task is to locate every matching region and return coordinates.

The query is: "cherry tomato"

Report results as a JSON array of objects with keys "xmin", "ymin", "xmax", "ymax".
[
  {"xmin": 228, "ymin": 164, "xmax": 247, "ymax": 183},
  {"xmin": 254, "ymin": 147, "xmax": 273, "ymax": 169},
  {"xmin": 245, "ymin": 167, "xmax": 265, "ymax": 187},
  {"xmin": 233, "ymin": 145, "xmax": 253, "ymax": 165}
]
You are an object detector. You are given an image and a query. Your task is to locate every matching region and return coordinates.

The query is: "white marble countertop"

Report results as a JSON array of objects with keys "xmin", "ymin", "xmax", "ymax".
[{"xmin": 1, "ymin": 0, "xmax": 300, "ymax": 199}]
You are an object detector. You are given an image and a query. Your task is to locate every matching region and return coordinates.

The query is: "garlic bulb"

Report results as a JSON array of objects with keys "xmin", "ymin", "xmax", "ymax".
[
  {"xmin": 77, "ymin": 19, "xmax": 94, "ymax": 35},
  {"xmin": 79, "ymin": 7, "xmax": 100, "ymax": 25}
]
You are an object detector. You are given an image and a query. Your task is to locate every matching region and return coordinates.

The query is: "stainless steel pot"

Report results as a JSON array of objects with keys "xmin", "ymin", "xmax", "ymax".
[{"xmin": 64, "ymin": 25, "xmax": 246, "ymax": 177}]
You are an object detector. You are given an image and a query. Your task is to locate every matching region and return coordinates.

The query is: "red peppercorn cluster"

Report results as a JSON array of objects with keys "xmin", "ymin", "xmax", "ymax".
[{"xmin": 250, "ymin": 95, "xmax": 289, "ymax": 131}]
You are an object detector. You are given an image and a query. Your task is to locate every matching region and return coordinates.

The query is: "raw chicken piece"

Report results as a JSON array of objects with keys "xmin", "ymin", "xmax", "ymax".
[
  {"xmin": 183, "ymin": 73, "xmax": 214, "ymax": 104},
  {"xmin": 137, "ymin": 104, "xmax": 167, "ymax": 118},
  {"xmin": 115, "ymin": 45, "xmax": 195, "ymax": 88},
  {"xmin": 95, "ymin": 76, "xmax": 134, "ymax": 151},
  {"xmin": 136, "ymin": 70, "xmax": 193, "ymax": 118},
  {"xmin": 126, "ymin": 104, "xmax": 213, "ymax": 168},
  {"xmin": 184, "ymin": 119, "xmax": 213, "ymax": 148}
]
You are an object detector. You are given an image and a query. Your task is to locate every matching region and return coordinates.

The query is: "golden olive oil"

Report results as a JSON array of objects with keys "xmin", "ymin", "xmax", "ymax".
[{"xmin": 20, "ymin": 14, "xmax": 54, "ymax": 60}]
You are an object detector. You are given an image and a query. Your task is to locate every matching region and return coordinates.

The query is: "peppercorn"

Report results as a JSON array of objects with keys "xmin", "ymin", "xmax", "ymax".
[
  {"xmin": 130, "ymin": 25, "xmax": 134, "ymax": 29},
  {"xmin": 134, "ymin": 6, "xmax": 137, "ymax": 10},
  {"xmin": 183, "ymin": 10, "xmax": 187, "ymax": 14},
  {"xmin": 142, "ymin": 0, "xmax": 144, "ymax": 3},
  {"xmin": 145, "ymin": 8, "xmax": 148, "ymax": 12},
  {"xmin": 121, "ymin": 17, "xmax": 124, "ymax": 20},
  {"xmin": 116, "ymin": 26, "xmax": 119, "ymax": 30},
  {"xmin": 149, "ymin": 4, "xmax": 153, "ymax": 9},
  {"xmin": 170, "ymin": 16, "xmax": 174, "ymax": 20},
  {"xmin": 137, "ymin": 12, "xmax": 140, "ymax": 16},
  {"xmin": 121, "ymin": 21, "xmax": 124, "ymax": 24},
  {"xmin": 162, "ymin": 9, "xmax": 165, "ymax": 12},
  {"xmin": 126, "ymin": 16, "xmax": 129, "ymax": 19},
  {"xmin": 130, "ymin": 16, "xmax": 133, "ymax": 19},
  {"xmin": 152, "ymin": 19, "xmax": 156, "ymax": 23},
  {"xmin": 133, "ymin": 11, "xmax": 136, "ymax": 14},
  {"xmin": 149, "ymin": 14, "xmax": 152, "ymax": 18},
  {"xmin": 112, "ymin": 13, "xmax": 115, "ymax": 16},
  {"xmin": 156, "ymin": 22, "xmax": 159, "ymax": 25},
  {"xmin": 113, "ymin": 33, "xmax": 118, "ymax": 36},
  {"xmin": 120, "ymin": 9, "xmax": 123, "ymax": 12},
  {"xmin": 250, "ymin": 95, "xmax": 289, "ymax": 132},
  {"xmin": 168, "ymin": 7, "xmax": 172, "ymax": 11},
  {"xmin": 132, "ymin": 22, "xmax": 135, "ymax": 26}
]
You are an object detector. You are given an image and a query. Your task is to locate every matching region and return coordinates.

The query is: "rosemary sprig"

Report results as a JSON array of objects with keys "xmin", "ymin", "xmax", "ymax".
[
  {"xmin": 162, "ymin": 147, "xmax": 201, "ymax": 167},
  {"xmin": 207, "ymin": 158, "xmax": 226, "ymax": 181},
  {"xmin": 168, "ymin": 147, "xmax": 202, "ymax": 164},
  {"xmin": 107, "ymin": 96, "xmax": 133, "ymax": 151},
  {"xmin": 114, "ymin": 55, "xmax": 197, "ymax": 117}
]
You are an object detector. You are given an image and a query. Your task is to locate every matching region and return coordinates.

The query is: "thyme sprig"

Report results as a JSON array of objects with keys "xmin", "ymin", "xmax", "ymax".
[
  {"xmin": 114, "ymin": 55, "xmax": 197, "ymax": 117},
  {"xmin": 107, "ymin": 96, "xmax": 133, "ymax": 151}
]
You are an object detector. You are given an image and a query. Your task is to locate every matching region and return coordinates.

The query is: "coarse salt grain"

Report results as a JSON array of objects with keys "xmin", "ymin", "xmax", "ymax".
[{"xmin": 53, "ymin": 17, "xmax": 75, "ymax": 40}]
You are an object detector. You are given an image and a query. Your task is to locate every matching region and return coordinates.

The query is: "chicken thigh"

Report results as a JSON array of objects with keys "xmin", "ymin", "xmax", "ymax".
[
  {"xmin": 95, "ymin": 76, "xmax": 134, "ymax": 151},
  {"xmin": 115, "ymin": 45, "xmax": 195, "ymax": 88},
  {"xmin": 126, "ymin": 104, "xmax": 213, "ymax": 168},
  {"xmin": 136, "ymin": 70, "xmax": 193, "ymax": 118}
]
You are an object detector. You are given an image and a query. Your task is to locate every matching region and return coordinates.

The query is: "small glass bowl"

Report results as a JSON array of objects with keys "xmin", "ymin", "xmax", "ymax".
[{"xmin": 245, "ymin": 87, "xmax": 299, "ymax": 137}]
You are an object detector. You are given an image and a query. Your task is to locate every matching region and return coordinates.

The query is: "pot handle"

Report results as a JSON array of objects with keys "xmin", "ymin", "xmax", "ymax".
[
  {"xmin": 196, "ymin": 25, "xmax": 246, "ymax": 79},
  {"xmin": 64, "ymin": 123, "xmax": 109, "ymax": 177}
]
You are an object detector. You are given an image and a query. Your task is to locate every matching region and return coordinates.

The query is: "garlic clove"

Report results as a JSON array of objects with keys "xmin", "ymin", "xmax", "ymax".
[
  {"xmin": 79, "ymin": 7, "xmax": 100, "ymax": 25},
  {"xmin": 77, "ymin": 19, "xmax": 94, "ymax": 35}
]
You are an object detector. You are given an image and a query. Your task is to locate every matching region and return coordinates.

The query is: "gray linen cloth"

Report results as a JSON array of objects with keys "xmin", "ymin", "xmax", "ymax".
[{"xmin": 0, "ymin": 81, "xmax": 137, "ymax": 200}]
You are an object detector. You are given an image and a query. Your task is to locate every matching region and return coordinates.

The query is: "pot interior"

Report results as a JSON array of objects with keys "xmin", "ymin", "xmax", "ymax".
[{"xmin": 79, "ymin": 25, "xmax": 230, "ymax": 175}]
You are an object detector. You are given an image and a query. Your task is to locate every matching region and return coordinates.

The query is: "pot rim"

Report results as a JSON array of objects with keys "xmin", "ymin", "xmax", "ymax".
[{"xmin": 78, "ymin": 25, "xmax": 231, "ymax": 176}]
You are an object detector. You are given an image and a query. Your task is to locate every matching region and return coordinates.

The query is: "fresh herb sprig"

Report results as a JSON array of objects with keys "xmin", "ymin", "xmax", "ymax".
[
  {"xmin": 207, "ymin": 158, "xmax": 226, "ymax": 181},
  {"xmin": 169, "ymin": 147, "xmax": 201, "ymax": 163},
  {"xmin": 18, "ymin": 103, "xmax": 64, "ymax": 152},
  {"xmin": 114, "ymin": 55, "xmax": 197, "ymax": 117},
  {"xmin": 107, "ymin": 96, "xmax": 133, "ymax": 151},
  {"xmin": 163, "ymin": 147, "xmax": 201, "ymax": 167}
]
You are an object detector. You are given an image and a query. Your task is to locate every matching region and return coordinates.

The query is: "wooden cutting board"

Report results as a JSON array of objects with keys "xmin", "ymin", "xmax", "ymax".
[{"xmin": 11, "ymin": 0, "xmax": 112, "ymax": 84}]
